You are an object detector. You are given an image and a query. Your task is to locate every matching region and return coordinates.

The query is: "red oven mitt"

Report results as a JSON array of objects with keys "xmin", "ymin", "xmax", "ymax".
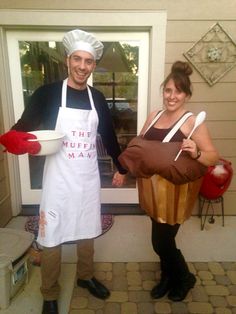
[{"xmin": 0, "ymin": 130, "xmax": 41, "ymax": 155}]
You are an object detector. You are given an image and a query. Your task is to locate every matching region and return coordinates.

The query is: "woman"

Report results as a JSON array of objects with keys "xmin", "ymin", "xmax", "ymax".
[{"xmin": 138, "ymin": 61, "xmax": 219, "ymax": 301}]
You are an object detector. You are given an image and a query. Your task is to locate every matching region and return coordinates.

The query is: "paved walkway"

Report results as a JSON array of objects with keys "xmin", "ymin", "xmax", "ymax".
[{"xmin": 69, "ymin": 261, "xmax": 236, "ymax": 314}]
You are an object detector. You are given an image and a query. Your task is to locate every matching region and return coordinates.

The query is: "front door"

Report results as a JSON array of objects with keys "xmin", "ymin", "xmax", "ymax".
[{"xmin": 6, "ymin": 30, "xmax": 149, "ymax": 207}]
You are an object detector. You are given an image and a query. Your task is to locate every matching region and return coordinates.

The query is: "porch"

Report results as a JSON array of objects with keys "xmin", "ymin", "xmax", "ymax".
[{"xmin": 1, "ymin": 214, "xmax": 236, "ymax": 313}]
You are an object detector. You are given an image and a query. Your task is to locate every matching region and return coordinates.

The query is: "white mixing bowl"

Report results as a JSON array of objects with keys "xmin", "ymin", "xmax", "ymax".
[{"xmin": 28, "ymin": 130, "xmax": 65, "ymax": 156}]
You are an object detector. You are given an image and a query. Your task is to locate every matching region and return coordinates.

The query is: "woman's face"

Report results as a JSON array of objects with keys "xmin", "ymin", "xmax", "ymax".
[{"xmin": 163, "ymin": 79, "xmax": 189, "ymax": 112}]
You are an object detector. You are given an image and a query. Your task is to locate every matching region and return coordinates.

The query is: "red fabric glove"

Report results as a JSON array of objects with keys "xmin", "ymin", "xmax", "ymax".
[{"xmin": 0, "ymin": 130, "xmax": 41, "ymax": 155}]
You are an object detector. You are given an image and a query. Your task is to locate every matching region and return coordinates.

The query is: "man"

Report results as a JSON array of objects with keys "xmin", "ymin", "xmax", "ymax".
[{"xmin": 0, "ymin": 29, "xmax": 126, "ymax": 314}]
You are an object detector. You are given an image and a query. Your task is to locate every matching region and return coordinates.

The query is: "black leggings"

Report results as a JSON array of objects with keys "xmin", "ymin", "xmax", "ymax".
[{"xmin": 151, "ymin": 218, "xmax": 180, "ymax": 260}]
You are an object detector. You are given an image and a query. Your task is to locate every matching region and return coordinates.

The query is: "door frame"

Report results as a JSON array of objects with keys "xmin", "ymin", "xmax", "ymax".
[
  {"xmin": 6, "ymin": 30, "xmax": 149, "ymax": 205},
  {"xmin": 0, "ymin": 10, "xmax": 167, "ymax": 215}
]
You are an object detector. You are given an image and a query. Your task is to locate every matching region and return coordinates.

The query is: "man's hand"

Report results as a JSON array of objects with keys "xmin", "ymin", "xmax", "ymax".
[
  {"xmin": 0, "ymin": 130, "xmax": 41, "ymax": 155},
  {"xmin": 112, "ymin": 171, "xmax": 126, "ymax": 187}
]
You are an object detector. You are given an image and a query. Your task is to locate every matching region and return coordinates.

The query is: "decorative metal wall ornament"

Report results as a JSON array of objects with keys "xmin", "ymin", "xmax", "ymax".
[{"xmin": 184, "ymin": 22, "xmax": 236, "ymax": 86}]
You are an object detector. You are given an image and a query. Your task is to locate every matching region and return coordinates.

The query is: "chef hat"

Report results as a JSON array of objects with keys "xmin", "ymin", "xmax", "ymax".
[{"xmin": 62, "ymin": 29, "xmax": 104, "ymax": 60}]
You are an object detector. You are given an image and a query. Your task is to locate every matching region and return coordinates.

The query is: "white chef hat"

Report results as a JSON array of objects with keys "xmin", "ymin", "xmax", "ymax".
[{"xmin": 62, "ymin": 29, "xmax": 104, "ymax": 60}]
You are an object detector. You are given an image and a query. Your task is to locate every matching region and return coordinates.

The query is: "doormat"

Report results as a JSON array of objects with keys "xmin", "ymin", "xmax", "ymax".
[
  {"xmin": 25, "ymin": 214, "xmax": 114, "ymax": 266},
  {"xmin": 25, "ymin": 214, "xmax": 114, "ymax": 239}
]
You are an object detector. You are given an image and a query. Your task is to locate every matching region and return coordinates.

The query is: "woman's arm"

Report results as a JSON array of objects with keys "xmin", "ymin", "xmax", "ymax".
[
  {"xmin": 181, "ymin": 122, "xmax": 219, "ymax": 166},
  {"xmin": 139, "ymin": 110, "xmax": 159, "ymax": 135}
]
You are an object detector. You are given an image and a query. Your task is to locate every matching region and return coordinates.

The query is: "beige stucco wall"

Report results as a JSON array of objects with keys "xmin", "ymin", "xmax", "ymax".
[
  {"xmin": 0, "ymin": 0, "xmax": 235, "ymax": 216},
  {"xmin": 0, "ymin": 0, "xmax": 235, "ymax": 18}
]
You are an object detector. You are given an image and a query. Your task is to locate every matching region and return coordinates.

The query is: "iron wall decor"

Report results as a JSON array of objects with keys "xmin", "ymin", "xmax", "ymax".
[{"xmin": 184, "ymin": 22, "xmax": 236, "ymax": 86}]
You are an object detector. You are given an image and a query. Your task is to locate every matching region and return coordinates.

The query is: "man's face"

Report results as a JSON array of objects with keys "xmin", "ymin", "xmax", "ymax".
[{"xmin": 67, "ymin": 50, "xmax": 96, "ymax": 90}]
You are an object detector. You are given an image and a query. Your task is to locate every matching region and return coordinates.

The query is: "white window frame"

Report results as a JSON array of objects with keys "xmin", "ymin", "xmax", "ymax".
[
  {"xmin": 0, "ymin": 10, "xmax": 167, "ymax": 214},
  {"xmin": 6, "ymin": 30, "xmax": 149, "ymax": 204}
]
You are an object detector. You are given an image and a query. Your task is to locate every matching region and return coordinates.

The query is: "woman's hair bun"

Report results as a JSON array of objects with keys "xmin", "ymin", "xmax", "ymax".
[{"xmin": 171, "ymin": 61, "xmax": 193, "ymax": 76}]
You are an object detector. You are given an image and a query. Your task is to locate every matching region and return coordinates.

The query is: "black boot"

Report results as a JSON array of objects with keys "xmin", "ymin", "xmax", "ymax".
[
  {"xmin": 42, "ymin": 300, "xmax": 58, "ymax": 314},
  {"xmin": 151, "ymin": 275, "xmax": 171, "ymax": 299},
  {"xmin": 168, "ymin": 250, "xmax": 196, "ymax": 302},
  {"xmin": 151, "ymin": 259, "xmax": 172, "ymax": 299}
]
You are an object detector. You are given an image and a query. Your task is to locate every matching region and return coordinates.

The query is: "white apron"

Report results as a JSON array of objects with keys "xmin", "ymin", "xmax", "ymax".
[{"xmin": 37, "ymin": 79, "xmax": 102, "ymax": 247}]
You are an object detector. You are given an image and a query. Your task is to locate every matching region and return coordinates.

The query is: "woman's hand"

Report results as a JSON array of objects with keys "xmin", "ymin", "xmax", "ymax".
[
  {"xmin": 112, "ymin": 171, "xmax": 126, "ymax": 187},
  {"xmin": 181, "ymin": 138, "xmax": 200, "ymax": 159}
]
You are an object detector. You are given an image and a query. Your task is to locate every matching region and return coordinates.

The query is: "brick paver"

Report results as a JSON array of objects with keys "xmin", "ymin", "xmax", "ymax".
[{"xmin": 69, "ymin": 262, "xmax": 236, "ymax": 313}]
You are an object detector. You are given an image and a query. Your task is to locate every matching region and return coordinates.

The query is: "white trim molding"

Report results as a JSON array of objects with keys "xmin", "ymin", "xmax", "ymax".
[
  {"xmin": 0, "ymin": 9, "xmax": 167, "ymax": 110},
  {"xmin": 0, "ymin": 9, "xmax": 167, "ymax": 212}
]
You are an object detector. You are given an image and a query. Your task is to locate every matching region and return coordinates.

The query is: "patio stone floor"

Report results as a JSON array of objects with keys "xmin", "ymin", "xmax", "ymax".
[{"xmin": 69, "ymin": 261, "xmax": 236, "ymax": 314}]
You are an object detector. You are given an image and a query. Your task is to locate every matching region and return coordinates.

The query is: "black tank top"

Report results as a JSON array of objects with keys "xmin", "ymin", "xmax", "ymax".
[
  {"xmin": 144, "ymin": 127, "xmax": 185, "ymax": 142},
  {"xmin": 144, "ymin": 112, "xmax": 188, "ymax": 142}
]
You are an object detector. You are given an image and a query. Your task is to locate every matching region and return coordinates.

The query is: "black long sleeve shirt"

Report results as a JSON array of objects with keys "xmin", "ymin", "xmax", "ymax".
[{"xmin": 12, "ymin": 80, "xmax": 127, "ymax": 174}]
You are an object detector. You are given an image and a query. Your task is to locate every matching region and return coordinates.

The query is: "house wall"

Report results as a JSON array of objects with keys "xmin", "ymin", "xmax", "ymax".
[
  {"xmin": 0, "ymin": 0, "xmax": 235, "ymax": 216},
  {"xmin": 0, "ymin": 94, "xmax": 12, "ymax": 226}
]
